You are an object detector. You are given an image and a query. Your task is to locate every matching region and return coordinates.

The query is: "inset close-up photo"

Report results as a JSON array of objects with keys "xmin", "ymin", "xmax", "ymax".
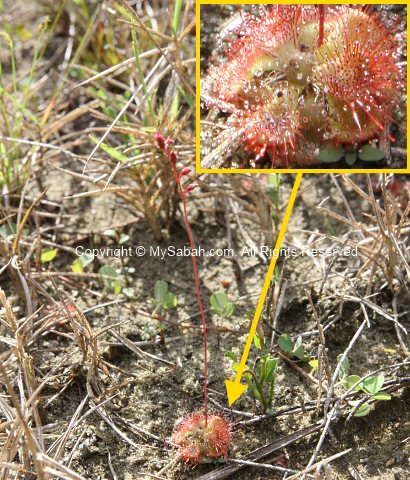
[{"xmin": 199, "ymin": 4, "xmax": 408, "ymax": 170}]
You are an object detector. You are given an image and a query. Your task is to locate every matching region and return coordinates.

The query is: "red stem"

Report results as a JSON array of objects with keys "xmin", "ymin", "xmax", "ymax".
[
  {"xmin": 169, "ymin": 157, "xmax": 209, "ymax": 423},
  {"xmin": 318, "ymin": 5, "xmax": 324, "ymax": 48}
]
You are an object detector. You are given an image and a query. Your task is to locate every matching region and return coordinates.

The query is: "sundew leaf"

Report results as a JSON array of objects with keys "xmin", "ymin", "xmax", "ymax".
[{"xmin": 358, "ymin": 145, "xmax": 385, "ymax": 162}]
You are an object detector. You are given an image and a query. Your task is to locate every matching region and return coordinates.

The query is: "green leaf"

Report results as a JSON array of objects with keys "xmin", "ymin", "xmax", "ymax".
[
  {"xmin": 41, "ymin": 248, "xmax": 57, "ymax": 263},
  {"xmin": 162, "ymin": 292, "xmax": 177, "ymax": 310},
  {"xmin": 99, "ymin": 265, "xmax": 117, "ymax": 278},
  {"xmin": 223, "ymin": 301, "xmax": 235, "ymax": 318},
  {"xmin": 172, "ymin": 0, "xmax": 183, "ymax": 35},
  {"xmin": 71, "ymin": 254, "xmax": 94, "ymax": 273},
  {"xmin": 225, "ymin": 350, "xmax": 237, "ymax": 362},
  {"xmin": 265, "ymin": 357, "xmax": 278, "ymax": 382},
  {"xmin": 268, "ymin": 174, "xmax": 281, "ymax": 189},
  {"xmin": 103, "ymin": 229, "xmax": 117, "ymax": 238},
  {"xmin": 337, "ymin": 354, "xmax": 350, "ymax": 379},
  {"xmin": 80, "ymin": 254, "xmax": 94, "ymax": 268},
  {"xmin": 71, "ymin": 258, "xmax": 83, "ymax": 273},
  {"xmin": 114, "ymin": 279, "xmax": 122, "ymax": 295},
  {"xmin": 210, "ymin": 292, "xmax": 229, "ymax": 317},
  {"xmin": 99, "ymin": 265, "xmax": 118, "ymax": 290},
  {"xmin": 154, "ymin": 280, "xmax": 169, "ymax": 302},
  {"xmin": 268, "ymin": 174, "xmax": 281, "ymax": 205},
  {"xmin": 253, "ymin": 332, "xmax": 261, "ymax": 350},
  {"xmin": 309, "ymin": 358, "xmax": 319, "ymax": 374},
  {"xmin": 316, "ymin": 146, "xmax": 344, "ymax": 163},
  {"xmin": 0, "ymin": 223, "xmax": 28, "ymax": 236},
  {"xmin": 344, "ymin": 375, "xmax": 362, "ymax": 390},
  {"xmin": 90, "ymin": 135, "xmax": 128, "ymax": 162},
  {"xmin": 178, "ymin": 85, "xmax": 194, "ymax": 108},
  {"xmin": 345, "ymin": 152, "xmax": 357, "ymax": 166},
  {"xmin": 358, "ymin": 145, "xmax": 385, "ymax": 162},
  {"xmin": 353, "ymin": 403, "xmax": 371, "ymax": 417},
  {"xmin": 170, "ymin": 89, "xmax": 180, "ymax": 121},
  {"xmin": 278, "ymin": 334, "xmax": 294, "ymax": 353},
  {"xmin": 293, "ymin": 344, "xmax": 306, "ymax": 360},
  {"xmin": 294, "ymin": 336, "xmax": 302, "ymax": 349},
  {"xmin": 122, "ymin": 287, "xmax": 134, "ymax": 298},
  {"xmin": 362, "ymin": 375, "xmax": 384, "ymax": 394},
  {"xmin": 292, "ymin": 336, "xmax": 306, "ymax": 360},
  {"xmin": 119, "ymin": 234, "xmax": 130, "ymax": 244},
  {"xmin": 373, "ymin": 392, "xmax": 391, "ymax": 401},
  {"xmin": 232, "ymin": 362, "xmax": 241, "ymax": 373}
]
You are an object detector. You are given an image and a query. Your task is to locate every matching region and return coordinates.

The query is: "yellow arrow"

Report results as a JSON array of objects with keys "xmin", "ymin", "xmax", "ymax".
[{"xmin": 225, "ymin": 173, "xmax": 303, "ymax": 406}]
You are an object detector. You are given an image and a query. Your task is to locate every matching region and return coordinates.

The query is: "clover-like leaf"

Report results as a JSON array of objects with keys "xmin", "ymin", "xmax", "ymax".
[
  {"xmin": 278, "ymin": 333, "xmax": 294, "ymax": 353},
  {"xmin": 358, "ymin": 145, "xmax": 385, "ymax": 162},
  {"xmin": 316, "ymin": 146, "xmax": 344, "ymax": 163},
  {"xmin": 362, "ymin": 374, "xmax": 384, "ymax": 394}
]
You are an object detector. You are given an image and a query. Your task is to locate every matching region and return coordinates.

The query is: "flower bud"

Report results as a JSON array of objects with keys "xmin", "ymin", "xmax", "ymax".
[
  {"xmin": 178, "ymin": 167, "xmax": 191, "ymax": 182},
  {"xmin": 183, "ymin": 183, "xmax": 198, "ymax": 195},
  {"xmin": 180, "ymin": 167, "xmax": 191, "ymax": 176},
  {"xmin": 169, "ymin": 150, "xmax": 178, "ymax": 167},
  {"xmin": 165, "ymin": 138, "xmax": 174, "ymax": 149},
  {"xmin": 155, "ymin": 132, "xmax": 166, "ymax": 151}
]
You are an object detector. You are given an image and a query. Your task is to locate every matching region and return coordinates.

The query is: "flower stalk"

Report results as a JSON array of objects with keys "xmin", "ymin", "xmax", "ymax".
[{"xmin": 156, "ymin": 132, "xmax": 209, "ymax": 423}]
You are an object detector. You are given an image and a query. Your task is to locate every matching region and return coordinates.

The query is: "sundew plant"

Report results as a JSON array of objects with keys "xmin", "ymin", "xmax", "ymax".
[{"xmin": 200, "ymin": 4, "xmax": 406, "ymax": 168}]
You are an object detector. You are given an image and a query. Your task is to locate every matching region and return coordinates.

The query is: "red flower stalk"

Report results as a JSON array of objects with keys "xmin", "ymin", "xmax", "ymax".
[
  {"xmin": 157, "ymin": 135, "xmax": 209, "ymax": 423},
  {"xmin": 318, "ymin": 5, "xmax": 325, "ymax": 47}
]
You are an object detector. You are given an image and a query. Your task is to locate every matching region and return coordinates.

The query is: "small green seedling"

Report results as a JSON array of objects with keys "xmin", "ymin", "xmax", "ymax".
[
  {"xmin": 99, "ymin": 265, "xmax": 122, "ymax": 295},
  {"xmin": 278, "ymin": 333, "xmax": 308, "ymax": 361},
  {"xmin": 337, "ymin": 355, "xmax": 391, "ymax": 417},
  {"xmin": 210, "ymin": 292, "xmax": 234, "ymax": 320},
  {"xmin": 153, "ymin": 280, "xmax": 177, "ymax": 310},
  {"xmin": 40, "ymin": 248, "xmax": 58, "ymax": 264},
  {"xmin": 226, "ymin": 333, "xmax": 278, "ymax": 413},
  {"xmin": 71, "ymin": 254, "xmax": 93, "ymax": 273}
]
